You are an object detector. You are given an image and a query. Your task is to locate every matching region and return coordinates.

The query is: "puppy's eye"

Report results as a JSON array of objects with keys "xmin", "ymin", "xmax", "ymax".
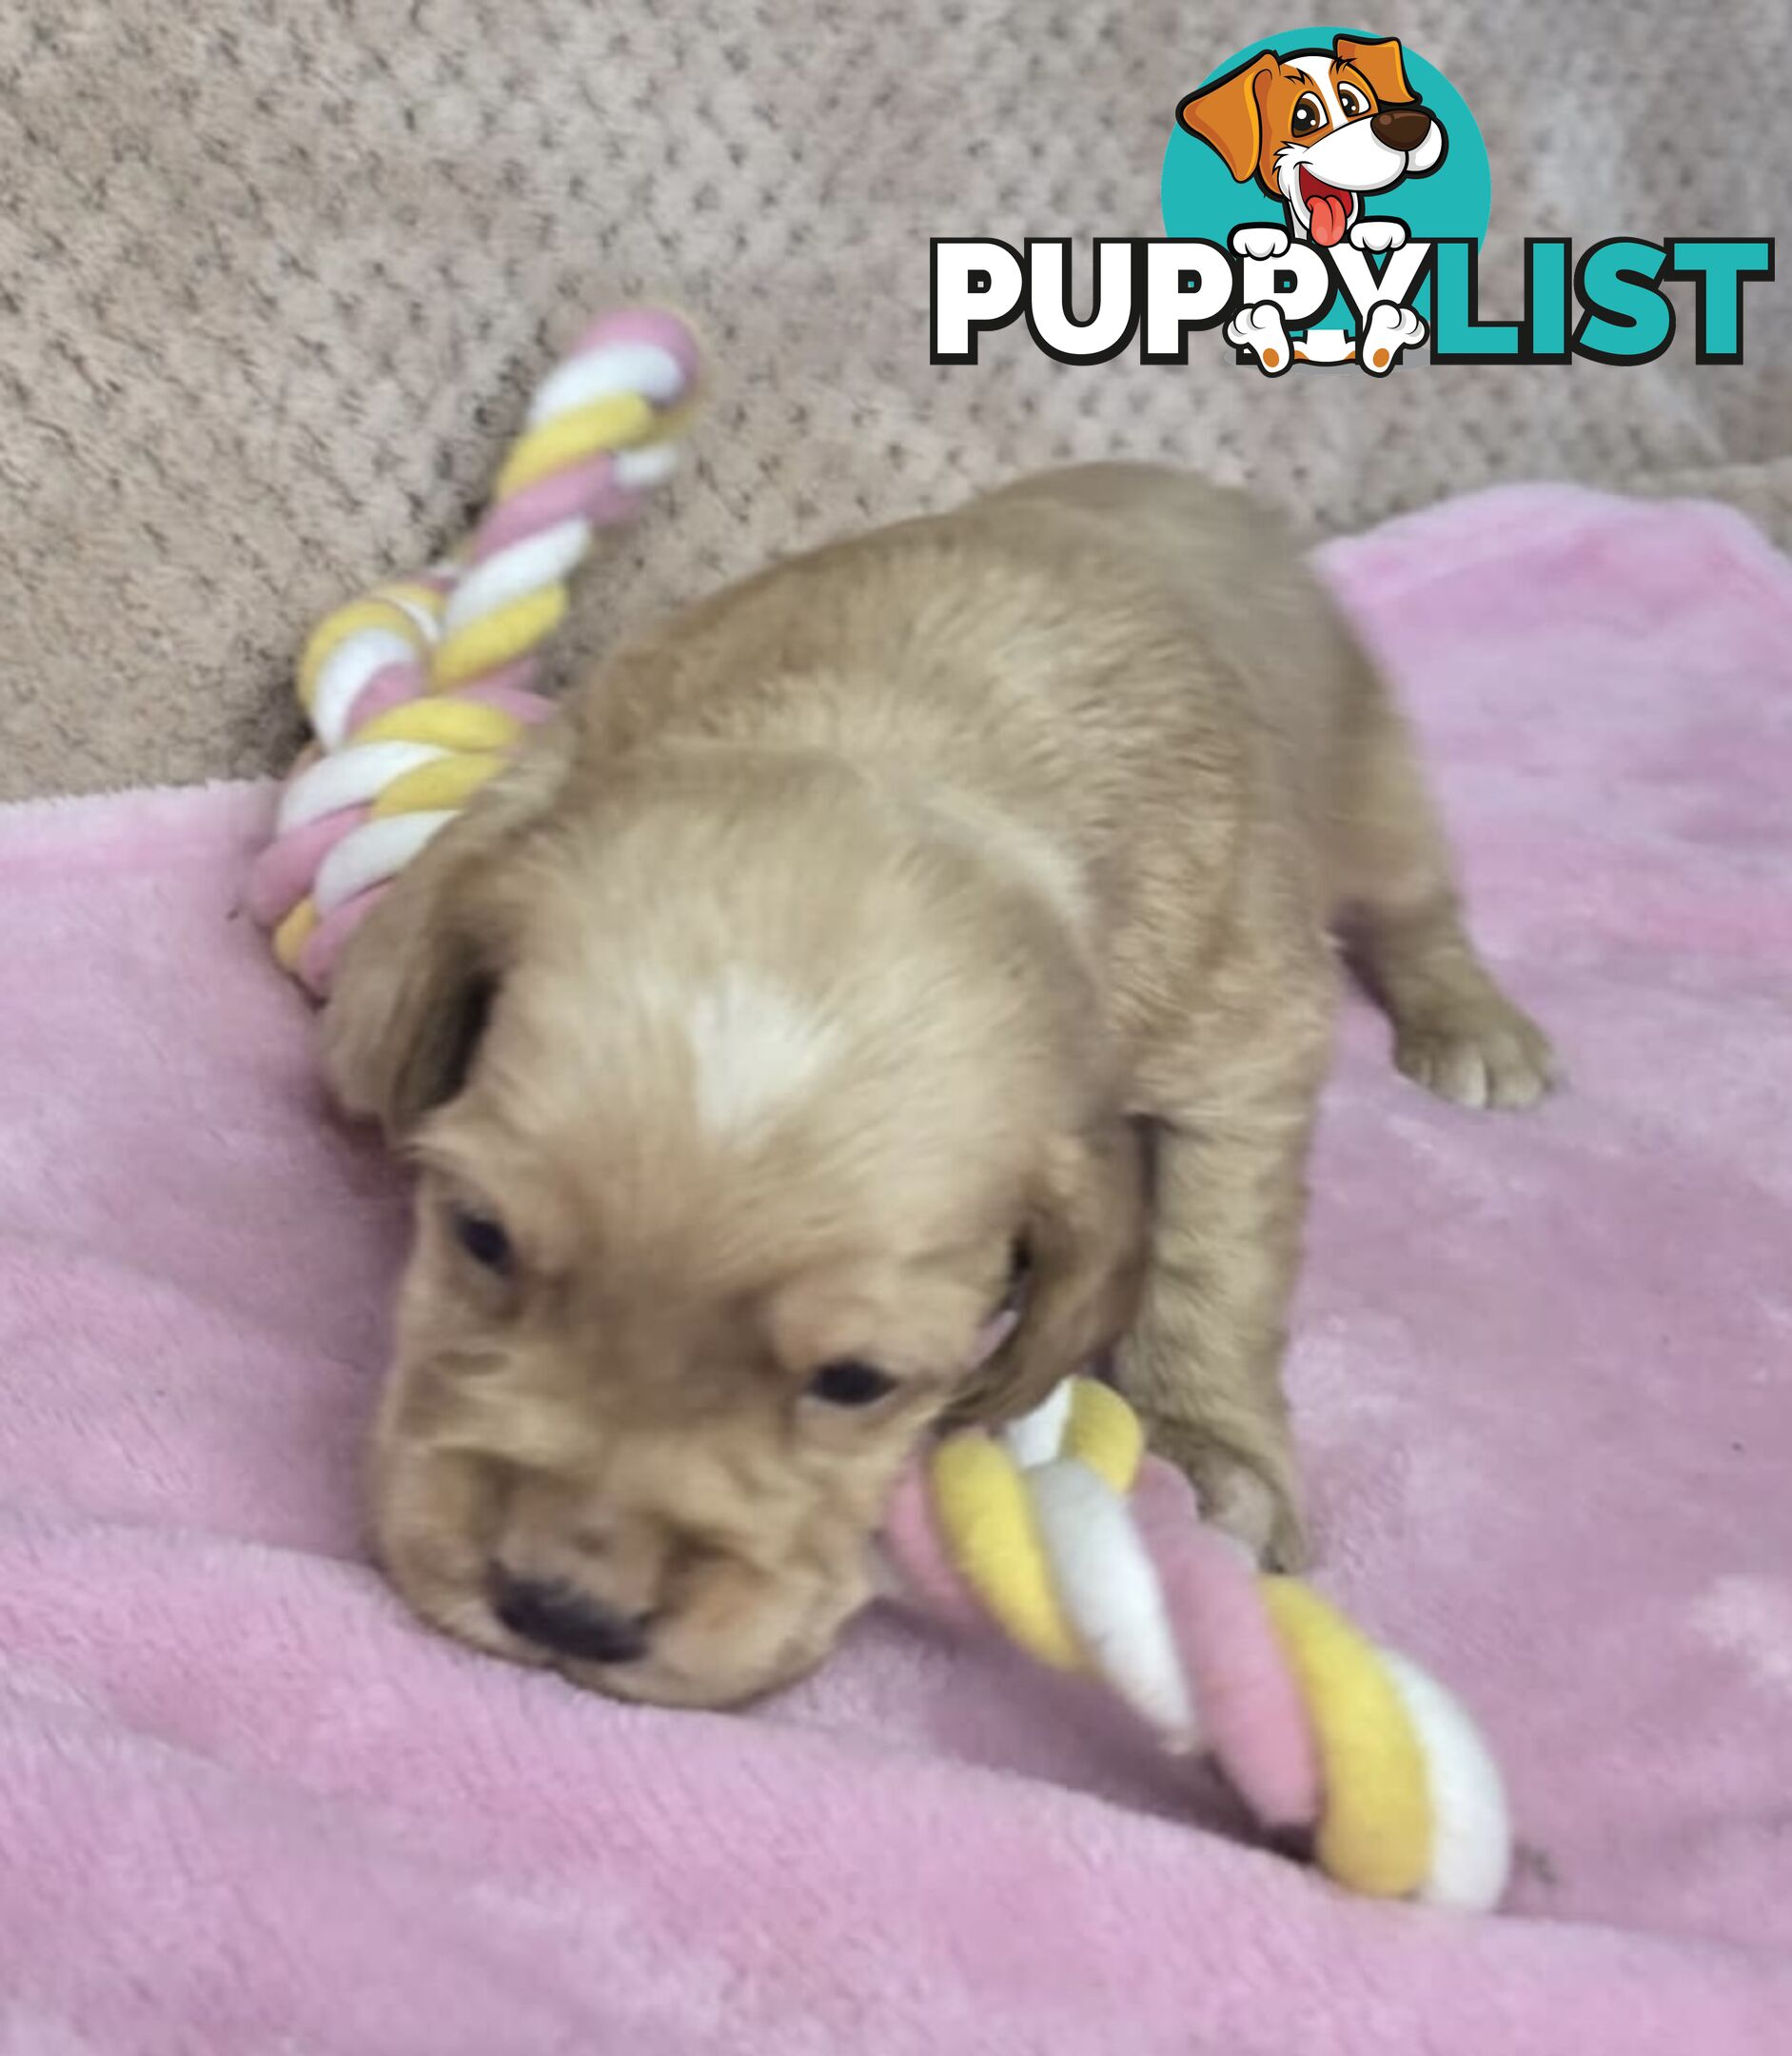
[
  {"xmin": 1337, "ymin": 85, "xmax": 1367, "ymax": 119},
  {"xmin": 450, "ymin": 1206, "xmax": 512, "ymax": 1274},
  {"xmin": 807, "ymin": 1359, "xmax": 898, "ymax": 1408},
  {"xmin": 1291, "ymin": 92, "xmax": 1326, "ymax": 135}
]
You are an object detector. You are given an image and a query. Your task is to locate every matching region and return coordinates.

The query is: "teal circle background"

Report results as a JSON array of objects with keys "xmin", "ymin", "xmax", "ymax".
[{"xmin": 1160, "ymin": 26, "xmax": 1489, "ymax": 332}]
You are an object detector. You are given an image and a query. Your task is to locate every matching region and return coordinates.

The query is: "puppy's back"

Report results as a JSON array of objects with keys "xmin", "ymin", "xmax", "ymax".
[{"xmin": 570, "ymin": 464, "xmax": 1369, "ymax": 955}]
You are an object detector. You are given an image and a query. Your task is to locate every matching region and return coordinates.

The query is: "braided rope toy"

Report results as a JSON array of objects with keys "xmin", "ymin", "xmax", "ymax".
[
  {"xmin": 247, "ymin": 309, "xmax": 701, "ymax": 997},
  {"xmin": 881, "ymin": 1376, "xmax": 1511, "ymax": 1910}
]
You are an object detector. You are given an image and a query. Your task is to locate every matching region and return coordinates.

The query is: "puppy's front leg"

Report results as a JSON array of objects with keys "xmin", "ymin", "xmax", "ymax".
[{"xmin": 1119, "ymin": 1029, "xmax": 1329, "ymax": 1570}]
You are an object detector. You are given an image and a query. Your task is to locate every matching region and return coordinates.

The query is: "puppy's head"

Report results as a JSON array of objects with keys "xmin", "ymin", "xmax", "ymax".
[
  {"xmin": 1176, "ymin": 35, "xmax": 1446, "ymax": 246},
  {"xmin": 326, "ymin": 738, "xmax": 1145, "ymax": 1707}
]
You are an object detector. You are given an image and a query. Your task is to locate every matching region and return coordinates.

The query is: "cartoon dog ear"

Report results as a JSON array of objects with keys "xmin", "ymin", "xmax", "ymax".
[
  {"xmin": 1333, "ymin": 33, "xmax": 1418, "ymax": 107},
  {"xmin": 1175, "ymin": 51, "xmax": 1276, "ymax": 184}
]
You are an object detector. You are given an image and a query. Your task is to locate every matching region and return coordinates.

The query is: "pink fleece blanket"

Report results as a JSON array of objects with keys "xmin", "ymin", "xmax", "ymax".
[{"xmin": 1, "ymin": 485, "xmax": 1789, "ymax": 2054}]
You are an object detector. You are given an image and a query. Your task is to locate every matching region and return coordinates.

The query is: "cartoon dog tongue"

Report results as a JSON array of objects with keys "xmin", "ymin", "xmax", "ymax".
[{"xmin": 1302, "ymin": 174, "xmax": 1350, "ymax": 247}]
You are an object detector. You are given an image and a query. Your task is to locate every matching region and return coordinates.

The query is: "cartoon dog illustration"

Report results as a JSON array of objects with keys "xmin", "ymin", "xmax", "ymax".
[{"xmin": 1177, "ymin": 34, "xmax": 1444, "ymax": 374}]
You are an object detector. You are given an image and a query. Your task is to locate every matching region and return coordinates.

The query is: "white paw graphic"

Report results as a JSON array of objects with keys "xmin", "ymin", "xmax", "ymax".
[
  {"xmin": 1359, "ymin": 301, "xmax": 1427, "ymax": 373},
  {"xmin": 1225, "ymin": 300, "xmax": 1292, "ymax": 375},
  {"xmin": 1349, "ymin": 217, "xmax": 1408, "ymax": 254},
  {"xmin": 1230, "ymin": 224, "xmax": 1290, "ymax": 261}
]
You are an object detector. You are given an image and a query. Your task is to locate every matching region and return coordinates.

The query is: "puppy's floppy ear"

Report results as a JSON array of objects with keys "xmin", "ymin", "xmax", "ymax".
[
  {"xmin": 1333, "ymin": 33, "xmax": 1416, "ymax": 107},
  {"xmin": 951, "ymin": 1116, "xmax": 1148, "ymax": 1427},
  {"xmin": 322, "ymin": 725, "xmax": 570, "ymax": 1139},
  {"xmin": 1176, "ymin": 52, "xmax": 1276, "ymax": 184}
]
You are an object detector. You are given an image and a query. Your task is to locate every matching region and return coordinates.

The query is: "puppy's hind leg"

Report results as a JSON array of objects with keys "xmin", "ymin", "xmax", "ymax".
[{"xmin": 1330, "ymin": 662, "xmax": 1557, "ymax": 1111}]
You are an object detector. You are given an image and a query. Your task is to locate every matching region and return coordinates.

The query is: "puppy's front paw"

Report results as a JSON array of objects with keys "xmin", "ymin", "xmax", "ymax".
[
  {"xmin": 1349, "ymin": 217, "xmax": 1408, "ymax": 254},
  {"xmin": 1394, "ymin": 991, "xmax": 1558, "ymax": 1111},
  {"xmin": 1224, "ymin": 301, "xmax": 1293, "ymax": 376},
  {"xmin": 1231, "ymin": 224, "xmax": 1291, "ymax": 261},
  {"xmin": 1143, "ymin": 1417, "xmax": 1309, "ymax": 1572},
  {"xmin": 1359, "ymin": 302, "xmax": 1427, "ymax": 373}
]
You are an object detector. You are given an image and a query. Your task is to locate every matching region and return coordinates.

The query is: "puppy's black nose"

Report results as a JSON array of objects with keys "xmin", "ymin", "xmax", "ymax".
[
  {"xmin": 490, "ymin": 1570, "xmax": 654, "ymax": 1666},
  {"xmin": 1371, "ymin": 104, "xmax": 1432, "ymax": 152}
]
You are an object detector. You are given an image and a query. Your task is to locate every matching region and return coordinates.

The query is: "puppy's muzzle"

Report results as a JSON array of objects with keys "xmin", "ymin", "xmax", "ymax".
[
  {"xmin": 1370, "ymin": 105, "xmax": 1434, "ymax": 152},
  {"xmin": 491, "ymin": 1568, "xmax": 656, "ymax": 1667}
]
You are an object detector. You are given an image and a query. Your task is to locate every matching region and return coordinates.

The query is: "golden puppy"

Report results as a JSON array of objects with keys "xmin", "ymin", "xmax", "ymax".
[{"xmin": 325, "ymin": 465, "xmax": 1553, "ymax": 1708}]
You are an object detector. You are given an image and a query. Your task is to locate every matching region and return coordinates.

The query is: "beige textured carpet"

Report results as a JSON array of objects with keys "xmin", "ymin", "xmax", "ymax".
[{"xmin": 1, "ymin": 1, "xmax": 1786, "ymax": 800}]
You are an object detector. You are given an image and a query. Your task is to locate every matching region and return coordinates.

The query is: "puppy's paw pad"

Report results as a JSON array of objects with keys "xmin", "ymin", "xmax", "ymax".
[
  {"xmin": 1359, "ymin": 302, "xmax": 1427, "ymax": 373},
  {"xmin": 1231, "ymin": 224, "xmax": 1291, "ymax": 261},
  {"xmin": 1349, "ymin": 217, "xmax": 1408, "ymax": 254},
  {"xmin": 1224, "ymin": 301, "xmax": 1293, "ymax": 376},
  {"xmin": 1395, "ymin": 998, "xmax": 1558, "ymax": 1111}
]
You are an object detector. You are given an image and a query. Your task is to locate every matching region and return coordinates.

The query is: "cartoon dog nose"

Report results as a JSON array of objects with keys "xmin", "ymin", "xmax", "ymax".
[
  {"xmin": 490, "ymin": 1569, "xmax": 655, "ymax": 1666},
  {"xmin": 1370, "ymin": 105, "xmax": 1433, "ymax": 152}
]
